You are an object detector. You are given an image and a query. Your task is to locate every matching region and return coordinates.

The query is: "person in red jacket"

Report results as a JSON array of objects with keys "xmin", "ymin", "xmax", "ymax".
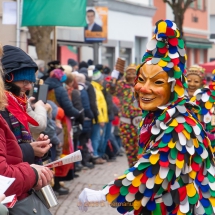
[{"xmin": 0, "ymin": 44, "xmax": 53, "ymax": 212}]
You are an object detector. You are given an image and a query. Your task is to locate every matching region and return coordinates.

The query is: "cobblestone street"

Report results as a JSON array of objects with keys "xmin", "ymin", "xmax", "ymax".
[{"xmin": 50, "ymin": 155, "xmax": 128, "ymax": 215}]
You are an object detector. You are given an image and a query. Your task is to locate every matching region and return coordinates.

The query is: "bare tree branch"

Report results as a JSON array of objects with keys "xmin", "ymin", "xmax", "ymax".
[
  {"xmin": 163, "ymin": 0, "xmax": 173, "ymax": 7},
  {"xmin": 184, "ymin": 0, "xmax": 195, "ymax": 12},
  {"xmin": 162, "ymin": 0, "xmax": 196, "ymax": 39}
]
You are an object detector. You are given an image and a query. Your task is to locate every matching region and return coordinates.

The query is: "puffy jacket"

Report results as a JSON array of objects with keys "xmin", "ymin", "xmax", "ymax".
[
  {"xmin": 0, "ymin": 110, "xmax": 35, "ymax": 164},
  {"xmin": 0, "ymin": 115, "xmax": 36, "ymax": 200},
  {"xmin": 45, "ymin": 77, "xmax": 79, "ymax": 118},
  {"xmin": 78, "ymin": 83, "xmax": 94, "ymax": 119},
  {"xmin": 71, "ymin": 89, "xmax": 84, "ymax": 125},
  {"xmin": 91, "ymin": 81, "xmax": 108, "ymax": 124}
]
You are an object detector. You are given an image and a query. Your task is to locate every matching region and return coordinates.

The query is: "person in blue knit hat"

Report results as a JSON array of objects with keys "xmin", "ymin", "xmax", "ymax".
[{"xmin": 1, "ymin": 45, "xmax": 53, "ymax": 167}]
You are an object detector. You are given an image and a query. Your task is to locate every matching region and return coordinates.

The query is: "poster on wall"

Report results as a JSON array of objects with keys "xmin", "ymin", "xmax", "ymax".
[{"xmin": 84, "ymin": 7, "xmax": 108, "ymax": 42}]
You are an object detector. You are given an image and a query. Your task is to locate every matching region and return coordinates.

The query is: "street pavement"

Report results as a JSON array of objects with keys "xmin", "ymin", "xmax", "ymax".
[{"xmin": 50, "ymin": 155, "xmax": 128, "ymax": 215}]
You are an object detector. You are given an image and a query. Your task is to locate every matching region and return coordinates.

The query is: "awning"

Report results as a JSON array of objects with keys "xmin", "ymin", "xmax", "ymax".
[
  {"xmin": 199, "ymin": 60, "xmax": 215, "ymax": 73},
  {"xmin": 185, "ymin": 36, "xmax": 213, "ymax": 49}
]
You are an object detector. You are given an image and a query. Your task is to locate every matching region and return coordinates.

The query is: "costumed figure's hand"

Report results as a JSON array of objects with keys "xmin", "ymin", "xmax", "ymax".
[
  {"xmin": 111, "ymin": 69, "xmax": 120, "ymax": 80},
  {"xmin": 78, "ymin": 188, "xmax": 106, "ymax": 212},
  {"xmin": 0, "ymin": 194, "xmax": 5, "ymax": 202},
  {"xmin": 124, "ymin": 211, "xmax": 134, "ymax": 215}
]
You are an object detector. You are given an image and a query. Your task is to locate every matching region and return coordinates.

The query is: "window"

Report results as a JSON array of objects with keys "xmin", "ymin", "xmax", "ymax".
[
  {"xmin": 189, "ymin": 1, "xmax": 195, "ymax": 8},
  {"xmin": 101, "ymin": 47, "xmax": 115, "ymax": 71},
  {"xmin": 197, "ymin": 0, "xmax": 202, "ymax": 10}
]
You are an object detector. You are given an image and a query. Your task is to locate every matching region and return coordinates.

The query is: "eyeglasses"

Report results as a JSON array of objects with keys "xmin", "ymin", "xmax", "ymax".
[{"xmin": 23, "ymin": 80, "xmax": 34, "ymax": 87}]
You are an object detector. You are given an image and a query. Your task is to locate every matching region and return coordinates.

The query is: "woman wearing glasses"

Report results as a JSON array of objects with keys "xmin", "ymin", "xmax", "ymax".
[{"xmin": 0, "ymin": 45, "xmax": 52, "ymax": 165}]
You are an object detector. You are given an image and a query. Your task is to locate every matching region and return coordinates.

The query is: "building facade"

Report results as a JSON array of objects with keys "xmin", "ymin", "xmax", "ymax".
[
  {"xmin": 57, "ymin": 0, "xmax": 156, "ymax": 69},
  {"xmin": 153, "ymin": 0, "xmax": 212, "ymax": 68},
  {"xmin": 0, "ymin": 0, "xmax": 156, "ymax": 69}
]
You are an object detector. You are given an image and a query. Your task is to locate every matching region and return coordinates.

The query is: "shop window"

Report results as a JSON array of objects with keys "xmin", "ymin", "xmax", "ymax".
[
  {"xmin": 101, "ymin": 47, "xmax": 115, "ymax": 71},
  {"xmin": 119, "ymin": 48, "xmax": 131, "ymax": 68}
]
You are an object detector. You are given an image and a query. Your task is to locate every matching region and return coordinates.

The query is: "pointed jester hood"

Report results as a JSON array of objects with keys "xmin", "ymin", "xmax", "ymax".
[{"xmin": 135, "ymin": 19, "xmax": 188, "ymax": 109}]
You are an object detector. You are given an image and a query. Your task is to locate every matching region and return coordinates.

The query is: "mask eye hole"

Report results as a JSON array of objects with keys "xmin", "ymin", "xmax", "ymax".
[
  {"xmin": 155, "ymin": 80, "xmax": 164, "ymax": 85},
  {"xmin": 138, "ymin": 77, "xmax": 144, "ymax": 82}
]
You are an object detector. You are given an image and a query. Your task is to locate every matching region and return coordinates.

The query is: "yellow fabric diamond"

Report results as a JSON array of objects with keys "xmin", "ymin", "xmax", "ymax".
[
  {"xmin": 174, "ymin": 85, "xmax": 184, "ymax": 97},
  {"xmin": 149, "ymin": 154, "xmax": 160, "ymax": 165},
  {"xmin": 158, "ymin": 60, "xmax": 168, "ymax": 67},
  {"xmin": 158, "ymin": 21, "xmax": 167, "ymax": 34},
  {"xmin": 205, "ymin": 101, "xmax": 213, "ymax": 110},
  {"xmin": 186, "ymin": 183, "xmax": 196, "ymax": 197},
  {"xmin": 132, "ymin": 173, "xmax": 143, "ymax": 187}
]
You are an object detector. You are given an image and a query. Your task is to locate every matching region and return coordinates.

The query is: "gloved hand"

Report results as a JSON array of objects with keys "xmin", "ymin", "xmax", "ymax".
[
  {"xmin": 125, "ymin": 211, "xmax": 134, "ymax": 215},
  {"xmin": 111, "ymin": 69, "xmax": 120, "ymax": 79},
  {"xmin": 78, "ymin": 188, "xmax": 106, "ymax": 212}
]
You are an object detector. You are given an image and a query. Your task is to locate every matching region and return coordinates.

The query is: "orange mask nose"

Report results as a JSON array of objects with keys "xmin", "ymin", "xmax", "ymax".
[
  {"xmin": 139, "ymin": 86, "xmax": 151, "ymax": 94},
  {"xmin": 134, "ymin": 82, "xmax": 151, "ymax": 94}
]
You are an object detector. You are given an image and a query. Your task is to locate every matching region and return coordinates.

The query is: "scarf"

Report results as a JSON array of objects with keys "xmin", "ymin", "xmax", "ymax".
[
  {"xmin": 5, "ymin": 91, "xmax": 39, "ymax": 132},
  {"xmin": 6, "ymin": 91, "xmax": 42, "ymax": 165}
]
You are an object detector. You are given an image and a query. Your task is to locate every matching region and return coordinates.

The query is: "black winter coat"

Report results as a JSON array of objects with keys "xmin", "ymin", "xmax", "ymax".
[
  {"xmin": 85, "ymin": 81, "xmax": 98, "ymax": 122},
  {"xmin": 71, "ymin": 89, "xmax": 84, "ymax": 125}
]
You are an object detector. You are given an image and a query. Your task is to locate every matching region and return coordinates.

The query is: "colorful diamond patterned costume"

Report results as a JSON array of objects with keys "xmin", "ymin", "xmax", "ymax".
[
  {"xmin": 102, "ymin": 20, "xmax": 215, "ymax": 215},
  {"xmin": 190, "ymin": 70, "xmax": 215, "ymax": 151}
]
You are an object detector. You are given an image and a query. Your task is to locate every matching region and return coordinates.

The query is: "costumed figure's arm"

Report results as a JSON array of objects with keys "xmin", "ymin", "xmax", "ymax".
[
  {"xmin": 78, "ymin": 107, "xmax": 215, "ymax": 214},
  {"xmin": 191, "ymin": 87, "xmax": 215, "ymax": 151}
]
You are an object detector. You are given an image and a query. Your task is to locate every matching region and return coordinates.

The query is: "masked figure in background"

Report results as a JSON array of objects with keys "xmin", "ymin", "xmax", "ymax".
[
  {"xmin": 108, "ymin": 64, "xmax": 142, "ymax": 167},
  {"xmin": 78, "ymin": 20, "xmax": 215, "ymax": 215},
  {"xmin": 186, "ymin": 65, "xmax": 205, "ymax": 98},
  {"xmin": 190, "ymin": 69, "xmax": 215, "ymax": 151}
]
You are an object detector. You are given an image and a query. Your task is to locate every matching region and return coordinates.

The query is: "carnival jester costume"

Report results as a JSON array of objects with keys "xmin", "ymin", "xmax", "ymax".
[
  {"xmin": 109, "ymin": 64, "xmax": 142, "ymax": 167},
  {"xmin": 78, "ymin": 20, "xmax": 215, "ymax": 215},
  {"xmin": 190, "ymin": 69, "xmax": 215, "ymax": 150}
]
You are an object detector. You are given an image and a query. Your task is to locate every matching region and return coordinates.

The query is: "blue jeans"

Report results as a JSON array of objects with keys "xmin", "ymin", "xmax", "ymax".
[
  {"xmin": 99, "ymin": 122, "xmax": 112, "ymax": 157},
  {"xmin": 115, "ymin": 135, "xmax": 122, "ymax": 148},
  {"xmin": 91, "ymin": 123, "xmax": 101, "ymax": 157},
  {"xmin": 110, "ymin": 133, "xmax": 120, "ymax": 155}
]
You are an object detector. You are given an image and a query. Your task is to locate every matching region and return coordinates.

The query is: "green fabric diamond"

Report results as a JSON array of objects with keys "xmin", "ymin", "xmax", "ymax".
[
  {"xmin": 178, "ymin": 38, "xmax": 184, "ymax": 49},
  {"xmin": 120, "ymin": 186, "xmax": 129, "ymax": 196},
  {"xmin": 184, "ymin": 123, "xmax": 192, "ymax": 133},
  {"xmin": 138, "ymin": 162, "xmax": 151, "ymax": 170},
  {"xmin": 188, "ymin": 192, "xmax": 199, "ymax": 205},
  {"xmin": 170, "ymin": 147, "xmax": 177, "ymax": 160}
]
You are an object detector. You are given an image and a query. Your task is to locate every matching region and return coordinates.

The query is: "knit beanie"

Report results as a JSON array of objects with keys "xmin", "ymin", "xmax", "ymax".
[
  {"xmin": 79, "ymin": 67, "xmax": 88, "ymax": 77},
  {"xmin": 1, "ymin": 45, "xmax": 38, "ymax": 74},
  {"xmin": 87, "ymin": 59, "xmax": 94, "ymax": 66},
  {"xmin": 79, "ymin": 61, "xmax": 88, "ymax": 69},
  {"xmin": 92, "ymin": 69, "xmax": 104, "ymax": 82},
  {"xmin": 11, "ymin": 68, "xmax": 36, "ymax": 83},
  {"xmin": 50, "ymin": 69, "xmax": 67, "ymax": 83},
  {"xmin": 68, "ymin": 59, "xmax": 78, "ymax": 67}
]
